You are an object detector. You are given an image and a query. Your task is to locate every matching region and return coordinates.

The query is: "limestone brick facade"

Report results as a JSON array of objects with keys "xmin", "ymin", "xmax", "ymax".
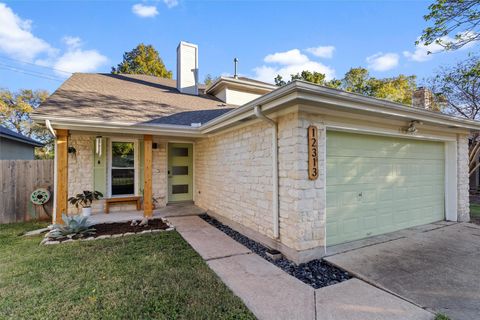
[
  {"xmin": 457, "ymin": 134, "xmax": 470, "ymax": 222},
  {"xmin": 65, "ymin": 110, "xmax": 471, "ymax": 263},
  {"xmin": 66, "ymin": 135, "xmax": 167, "ymax": 214}
]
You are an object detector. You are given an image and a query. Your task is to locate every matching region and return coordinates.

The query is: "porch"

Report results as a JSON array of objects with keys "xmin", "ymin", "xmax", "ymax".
[
  {"xmin": 53, "ymin": 130, "xmax": 197, "ymax": 224},
  {"xmin": 89, "ymin": 203, "xmax": 205, "ymax": 225}
]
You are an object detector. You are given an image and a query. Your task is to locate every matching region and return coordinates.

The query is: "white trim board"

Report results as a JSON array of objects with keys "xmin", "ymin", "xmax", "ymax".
[{"xmin": 107, "ymin": 138, "xmax": 139, "ymax": 198}]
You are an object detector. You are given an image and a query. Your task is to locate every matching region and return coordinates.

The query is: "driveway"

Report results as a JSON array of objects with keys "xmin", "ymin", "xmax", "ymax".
[{"xmin": 325, "ymin": 222, "xmax": 480, "ymax": 320}]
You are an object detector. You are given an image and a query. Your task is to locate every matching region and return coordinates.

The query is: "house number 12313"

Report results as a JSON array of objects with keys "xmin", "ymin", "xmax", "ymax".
[{"xmin": 308, "ymin": 125, "xmax": 319, "ymax": 180}]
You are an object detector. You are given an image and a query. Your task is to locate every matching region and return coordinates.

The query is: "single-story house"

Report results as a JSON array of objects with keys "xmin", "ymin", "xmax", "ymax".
[
  {"xmin": 0, "ymin": 126, "xmax": 44, "ymax": 160},
  {"xmin": 32, "ymin": 41, "xmax": 479, "ymax": 263}
]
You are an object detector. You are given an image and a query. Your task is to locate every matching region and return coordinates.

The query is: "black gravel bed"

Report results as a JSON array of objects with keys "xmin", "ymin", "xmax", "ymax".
[{"xmin": 200, "ymin": 214, "xmax": 350, "ymax": 289}]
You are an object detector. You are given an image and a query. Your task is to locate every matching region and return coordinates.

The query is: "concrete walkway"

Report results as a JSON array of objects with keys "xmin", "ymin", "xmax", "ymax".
[{"xmin": 167, "ymin": 216, "xmax": 434, "ymax": 320}]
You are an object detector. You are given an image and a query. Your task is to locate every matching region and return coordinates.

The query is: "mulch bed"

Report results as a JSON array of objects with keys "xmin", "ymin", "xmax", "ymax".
[
  {"xmin": 93, "ymin": 219, "xmax": 169, "ymax": 236},
  {"xmin": 46, "ymin": 218, "xmax": 170, "ymax": 243},
  {"xmin": 199, "ymin": 214, "xmax": 350, "ymax": 289}
]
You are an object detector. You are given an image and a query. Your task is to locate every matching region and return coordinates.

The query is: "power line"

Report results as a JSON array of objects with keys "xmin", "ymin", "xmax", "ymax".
[
  {"xmin": 0, "ymin": 62, "xmax": 65, "ymax": 81},
  {"xmin": 0, "ymin": 65, "xmax": 64, "ymax": 82},
  {"xmin": 0, "ymin": 55, "xmax": 72, "ymax": 75}
]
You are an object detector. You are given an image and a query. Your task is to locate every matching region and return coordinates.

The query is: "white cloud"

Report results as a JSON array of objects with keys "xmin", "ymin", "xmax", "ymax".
[
  {"xmin": 366, "ymin": 52, "xmax": 399, "ymax": 71},
  {"xmin": 164, "ymin": 0, "xmax": 179, "ymax": 8},
  {"xmin": 0, "ymin": 4, "xmax": 108, "ymax": 76},
  {"xmin": 132, "ymin": 3, "xmax": 159, "ymax": 18},
  {"xmin": 253, "ymin": 48, "xmax": 335, "ymax": 84},
  {"xmin": 0, "ymin": 3, "xmax": 55, "ymax": 61},
  {"xmin": 54, "ymin": 49, "xmax": 108, "ymax": 74},
  {"xmin": 0, "ymin": 4, "xmax": 108, "ymax": 77},
  {"xmin": 63, "ymin": 36, "xmax": 82, "ymax": 49},
  {"xmin": 305, "ymin": 45, "xmax": 335, "ymax": 58},
  {"xmin": 403, "ymin": 39, "xmax": 445, "ymax": 62},
  {"xmin": 264, "ymin": 49, "xmax": 309, "ymax": 65},
  {"xmin": 403, "ymin": 33, "xmax": 478, "ymax": 62}
]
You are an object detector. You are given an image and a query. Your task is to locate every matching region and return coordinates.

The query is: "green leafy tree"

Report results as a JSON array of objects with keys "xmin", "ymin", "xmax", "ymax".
[
  {"xmin": 343, "ymin": 68, "xmax": 371, "ymax": 95},
  {"xmin": 204, "ymin": 74, "xmax": 218, "ymax": 86},
  {"xmin": 419, "ymin": 0, "xmax": 480, "ymax": 51},
  {"xmin": 274, "ymin": 75, "xmax": 286, "ymax": 86},
  {"xmin": 371, "ymin": 75, "xmax": 417, "ymax": 105},
  {"xmin": 428, "ymin": 55, "xmax": 480, "ymax": 119},
  {"xmin": 274, "ymin": 68, "xmax": 417, "ymax": 105},
  {"xmin": 111, "ymin": 43, "xmax": 173, "ymax": 78},
  {"xmin": 291, "ymin": 71, "xmax": 327, "ymax": 84},
  {"xmin": 427, "ymin": 55, "xmax": 480, "ymax": 176},
  {"xmin": 0, "ymin": 89, "xmax": 53, "ymax": 159}
]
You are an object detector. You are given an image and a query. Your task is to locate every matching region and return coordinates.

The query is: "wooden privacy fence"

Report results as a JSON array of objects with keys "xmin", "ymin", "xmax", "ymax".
[{"xmin": 0, "ymin": 160, "xmax": 54, "ymax": 224}]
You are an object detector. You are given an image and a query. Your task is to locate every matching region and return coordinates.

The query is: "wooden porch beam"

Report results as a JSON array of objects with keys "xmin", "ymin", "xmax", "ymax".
[
  {"xmin": 55, "ymin": 129, "xmax": 68, "ymax": 224},
  {"xmin": 143, "ymin": 135, "xmax": 153, "ymax": 217}
]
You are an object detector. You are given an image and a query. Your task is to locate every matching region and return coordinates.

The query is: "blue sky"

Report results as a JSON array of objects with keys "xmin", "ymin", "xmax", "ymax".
[{"xmin": 0, "ymin": 0, "xmax": 477, "ymax": 93}]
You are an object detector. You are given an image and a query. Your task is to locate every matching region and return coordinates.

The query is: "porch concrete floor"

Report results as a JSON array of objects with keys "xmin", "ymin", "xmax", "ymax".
[
  {"xmin": 168, "ymin": 215, "xmax": 433, "ymax": 320},
  {"xmin": 89, "ymin": 203, "xmax": 205, "ymax": 225}
]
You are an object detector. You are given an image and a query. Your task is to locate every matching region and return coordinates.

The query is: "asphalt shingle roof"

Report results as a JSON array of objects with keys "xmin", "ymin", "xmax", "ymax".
[
  {"xmin": 0, "ymin": 126, "xmax": 44, "ymax": 146},
  {"xmin": 33, "ymin": 73, "xmax": 234, "ymax": 124}
]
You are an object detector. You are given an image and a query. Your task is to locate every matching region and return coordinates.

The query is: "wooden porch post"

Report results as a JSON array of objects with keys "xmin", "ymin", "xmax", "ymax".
[
  {"xmin": 55, "ymin": 129, "xmax": 68, "ymax": 224},
  {"xmin": 143, "ymin": 135, "xmax": 153, "ymax": 217}
]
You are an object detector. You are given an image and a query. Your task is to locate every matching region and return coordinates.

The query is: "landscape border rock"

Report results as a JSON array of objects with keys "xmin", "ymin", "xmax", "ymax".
[
  {"xmin": 199, "ymin": 214, "xmax": 350, "ymax": 289},
  {"xmin": 41, "ymin": 219, "xmax": 175, "ymax": 245}
]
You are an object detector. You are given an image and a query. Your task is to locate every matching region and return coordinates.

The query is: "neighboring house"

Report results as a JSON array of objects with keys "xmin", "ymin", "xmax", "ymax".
[
  {"xmin": 32, "ymin": 41, "xmax": 479, "ymax": 263},
  {"xmin": 0, "ymin": 126, "xmax": 43, "ymax": 160}
]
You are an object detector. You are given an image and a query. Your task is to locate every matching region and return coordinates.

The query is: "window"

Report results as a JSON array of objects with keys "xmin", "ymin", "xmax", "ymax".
[{"xmin": 110, "ymin": 141, "xmax": 136, "ymax": 196}]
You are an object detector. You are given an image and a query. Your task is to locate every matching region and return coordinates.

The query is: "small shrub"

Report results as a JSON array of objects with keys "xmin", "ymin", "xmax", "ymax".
[
  {"xmin": 46, "ymin": 214, "xmax": 96, "ymax": 240},
  {"xmin": 435, "ymin": 314, "xmax": 451, "ymax": 320}
]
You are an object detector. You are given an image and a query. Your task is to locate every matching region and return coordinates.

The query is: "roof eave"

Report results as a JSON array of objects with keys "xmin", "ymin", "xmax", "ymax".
[
  {"xmin": 31, "ymin": 115, "xmax": 203, "ymax": 137},
  {"xmin": 202, "ymin": 81, "xmax": 480, "ymax": 133},
  {"xmin": 0, "ymin": 133, "xmax": 44, "ymax": 147},
  {"xmin": 206, "ymin": 76, "xmax": 277, "ymax": 94}
]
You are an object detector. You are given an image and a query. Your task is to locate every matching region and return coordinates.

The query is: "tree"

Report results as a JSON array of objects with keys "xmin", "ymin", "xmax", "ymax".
[
  {"xmin": 343, "ymin": 68, "xmax": 371, "ymax": 95},
  {"xmin": 0, "ymin": 89, "xmax": 53, "ymax": 159},
  {"xmin": 111, "ymin": 43, "xmax": 173, "ymax": 78},
  {"xmin": 427, "ymin": 55, "xmax": 480, "ymax": 176},
  {"xmin": 371, "ymin": 75, "xmax": 417, "ymax": 105},
  {"xmin": 204, "ymin": 74, "xmax": 216, "ymax": 86},
  {"xmin": 274, "ymin": 67, "xmax": 417, "ymax": 105},
  {"xmin": 419, "ymin": 0, "xmax": 480, "ymax": 51},
  {"xmin": 275, "ymin": 71, "xmax": 342, "ymax": 88}
]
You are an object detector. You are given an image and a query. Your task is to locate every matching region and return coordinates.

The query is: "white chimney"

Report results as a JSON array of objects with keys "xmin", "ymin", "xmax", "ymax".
[{"xmin": 176, "ymin": 41, "xmax": 198, "ymax": 95}]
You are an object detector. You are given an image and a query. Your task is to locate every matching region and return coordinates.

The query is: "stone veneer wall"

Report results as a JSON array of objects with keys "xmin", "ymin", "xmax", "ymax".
[
  {"xmin": 195, "ymin": 111, "xmax": 326, "ymax": 257},
  {"xmin": 66, "ymin": 134, "xmax": 167, "ymax": 214},
  {"xmin": 278, "ymin": 112, "xmax": 326, "ymax": 253},
  {"xmin": 457, "ymin": 134, "xmax": 470, "ymax": 222},
  {"xmin": 67, "ymin": 135, "xmax": 94, "ymax": 214},
  {"xmin": 195, "ymin": 120, "xmax": 275, "ymax": 238}
]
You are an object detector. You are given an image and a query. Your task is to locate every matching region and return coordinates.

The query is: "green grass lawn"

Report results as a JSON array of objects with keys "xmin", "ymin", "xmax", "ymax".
[
  {"xmin": 470, "ymin": 203, "xmax": 480, "ymax": 218},
  {"xmin": 0, "ymin": 222, "xmax": 255, "ymax": 320}
]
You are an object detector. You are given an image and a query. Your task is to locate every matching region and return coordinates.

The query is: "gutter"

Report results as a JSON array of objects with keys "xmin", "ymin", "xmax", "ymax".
[
  {"xmin": 254, "ymin": 106, "xmax": 279, "ymax": 239},
  {"xmin": 32, "ymin": 115, "xmax": 203, "ymax": 137}
]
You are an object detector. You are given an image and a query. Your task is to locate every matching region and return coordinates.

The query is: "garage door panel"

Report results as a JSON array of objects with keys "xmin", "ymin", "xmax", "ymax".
[{"xmin": 326, "ymin": 131, "xmax": 445, "ymax": 246}]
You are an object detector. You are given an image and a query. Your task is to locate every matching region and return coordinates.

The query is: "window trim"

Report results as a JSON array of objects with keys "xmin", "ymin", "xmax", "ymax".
[{"xmin": 107, "ymin": 138, "xmax": 139, "ymax": 198}]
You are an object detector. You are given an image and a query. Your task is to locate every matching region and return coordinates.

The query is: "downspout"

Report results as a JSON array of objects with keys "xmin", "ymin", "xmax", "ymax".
[
  {"xmin": 46, "ymin": 120, "xmax": 57, "ymax": 225},
  {"xmin": 254, "ymin": 106, "xmax": 279, "ymax": 239}
]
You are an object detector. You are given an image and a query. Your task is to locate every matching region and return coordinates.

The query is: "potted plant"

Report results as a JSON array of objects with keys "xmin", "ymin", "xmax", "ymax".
[{"xmin": 68, "ymin": 190, "xmax": 103, "ymax": 217}]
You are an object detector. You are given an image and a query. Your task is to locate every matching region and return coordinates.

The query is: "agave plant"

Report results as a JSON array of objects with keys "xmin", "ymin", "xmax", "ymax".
[{"xmin": 46, "ymin": 214, "xmax": 96, "ymax": 240}]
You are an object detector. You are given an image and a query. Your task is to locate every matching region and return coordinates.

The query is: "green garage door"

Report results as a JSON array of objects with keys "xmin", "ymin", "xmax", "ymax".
[{"xmin": 326, "ymin": 131, "xmax": 445, "ymax": 246}]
